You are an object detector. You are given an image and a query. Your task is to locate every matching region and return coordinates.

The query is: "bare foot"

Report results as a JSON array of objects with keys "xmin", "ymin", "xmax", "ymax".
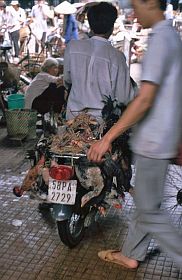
[
  {"xmin": 112, "ymin": 251, "xmax": 139, "ymax": 269},
  {"xmin": 98, "ymin": 249, "xmax": 139, "ymax": 269}
]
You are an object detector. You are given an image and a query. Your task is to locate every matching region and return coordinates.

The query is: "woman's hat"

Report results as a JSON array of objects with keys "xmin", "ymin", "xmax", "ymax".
[
  {"xmin": 10, "ymin": 1, "xmax": 20, "ymax": 5},
  {"xmin": 54, "ymin": 1, "xmax": 77, "ymax": 15},
  {"xmin": 72, "ymin": 3, "xmax": 85, "ymax": 9}
]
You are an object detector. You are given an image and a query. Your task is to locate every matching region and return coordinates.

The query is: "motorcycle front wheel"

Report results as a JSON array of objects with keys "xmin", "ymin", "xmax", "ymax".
[{"xmin": 57, "ymin": 213, "xmax": 85, "ymax": 248}]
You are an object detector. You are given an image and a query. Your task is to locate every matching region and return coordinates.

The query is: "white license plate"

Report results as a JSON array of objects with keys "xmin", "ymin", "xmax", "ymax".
[{"xmin": 48, "ymin": 178, "xmax": 77, "ymax": 205}]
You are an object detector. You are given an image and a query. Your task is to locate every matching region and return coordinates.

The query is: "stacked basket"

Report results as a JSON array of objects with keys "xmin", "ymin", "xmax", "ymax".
[{"xmin": 5, "ymin": 94, "xmax": 37, "ymax": 139}]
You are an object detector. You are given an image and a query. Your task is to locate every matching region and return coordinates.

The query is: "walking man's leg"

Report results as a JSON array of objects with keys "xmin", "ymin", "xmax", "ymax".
[{"xmin": 120, "ymin": 155, "xmax": 182, "ymax": 268}]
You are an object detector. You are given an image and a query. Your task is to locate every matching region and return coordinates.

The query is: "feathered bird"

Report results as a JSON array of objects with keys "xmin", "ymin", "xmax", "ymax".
[
  {"xmin": 101, "ymin": 95, "xmax": 132, "ymax": 192},
  {"xmin": 75, "ymin": 96, "xmax": 133, "ymax": 207}
]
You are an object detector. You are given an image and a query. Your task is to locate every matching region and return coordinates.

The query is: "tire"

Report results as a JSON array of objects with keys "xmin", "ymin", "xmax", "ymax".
[
  {"xmin": 162, "ymin": 164, "xmax": 182, "ymax": 228},
  {"xmin": 57, "ymin": 213, "xmax": 86, "ymax": 248}
]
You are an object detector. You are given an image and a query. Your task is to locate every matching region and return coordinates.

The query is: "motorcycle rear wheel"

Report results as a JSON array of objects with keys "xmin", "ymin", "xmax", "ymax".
[{"xmin": 57, "ymin": 213, "xmax": 85, "ymax": 248}]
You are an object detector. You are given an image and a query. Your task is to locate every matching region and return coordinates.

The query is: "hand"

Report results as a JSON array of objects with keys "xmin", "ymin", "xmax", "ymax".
[
  {"xmin": 87, "ymin": 137, "xmax": 111, "ymax": 163},
  {"xmin": 56, "ymin": 77, "xmax": 63, "ymax": 88}
]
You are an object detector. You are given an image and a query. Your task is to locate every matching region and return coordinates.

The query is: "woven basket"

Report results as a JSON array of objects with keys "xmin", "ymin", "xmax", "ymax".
[{"xmin": 5, "ymin": 109, "xmax": 37, "ymax": 139}]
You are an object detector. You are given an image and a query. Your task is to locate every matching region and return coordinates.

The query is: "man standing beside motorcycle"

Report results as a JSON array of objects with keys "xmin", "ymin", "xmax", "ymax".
[{"xmin": 63, "ymin": 2, "xmax": 136, "ymax": 121}]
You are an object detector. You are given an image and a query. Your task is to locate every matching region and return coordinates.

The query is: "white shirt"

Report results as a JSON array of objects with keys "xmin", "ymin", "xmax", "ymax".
[
  {"xmin": 7, "ymin": 7, "xmax": 26, "ymax": 33},
  {"xmin": 31, "ymin": 4, "xmax": 49, "ymax": 36},
  {"xmin": 64, "ymin": 36, "xmax": 135, "ymax": 120},
  {"xmin": 16, "ymin": 7, "xmax": 26, "ymax": 26},
  {"xmin": 25, "ymin": 72, "xmax": 60, "ymax": 109}
]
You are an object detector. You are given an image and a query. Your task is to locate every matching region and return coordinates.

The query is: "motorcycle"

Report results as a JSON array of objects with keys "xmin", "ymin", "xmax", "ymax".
[
  {"xmin": 13, "ymin": 134, "xmax": 130, "ymax": 248},
  {"xmin": 13, "ymin": 98, "xmax": 133, "ymax": 248}
]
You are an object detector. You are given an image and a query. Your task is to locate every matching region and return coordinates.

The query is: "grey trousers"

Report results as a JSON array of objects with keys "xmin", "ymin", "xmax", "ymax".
[{"xmin": 122, "ymin": 154, "xmax": 182, "ymax": 269}]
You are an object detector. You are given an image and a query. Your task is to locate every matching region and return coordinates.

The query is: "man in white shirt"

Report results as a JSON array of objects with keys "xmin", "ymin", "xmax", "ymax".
[
  {"xmin": 10, "ymin": 1, "xmax": 26, "ymax": 26},
  {"xmin": 8, "ymin": 1, "xmax": 26, "ymax": 61},
  {"xmin": 31, "ymin": 0, "xmax": 49, "ymax": 53},
  {"xmin": 64, "ymin": 2, "xmax": 135, "ymax": 120}
]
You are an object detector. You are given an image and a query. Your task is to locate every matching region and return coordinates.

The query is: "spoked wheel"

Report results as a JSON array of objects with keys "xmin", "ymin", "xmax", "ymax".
[
  {"xmin": 162, "ymin": 164, "xmax": 182, "ymax": 227},
  {"xmin": 57, "ymin": 213, "xmax": 86, "ymax": 248}
]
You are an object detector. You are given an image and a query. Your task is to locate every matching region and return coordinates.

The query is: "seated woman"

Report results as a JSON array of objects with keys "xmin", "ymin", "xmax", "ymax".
[{"xmin": 25, "ymin": 57, "xmax": 65, "ymax": 115}]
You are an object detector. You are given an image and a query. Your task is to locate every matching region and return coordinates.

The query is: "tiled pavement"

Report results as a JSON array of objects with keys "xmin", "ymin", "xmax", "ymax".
[
  {"xmin": 0, "ymin": 126, "xmax": 182, "ymax": 280},
  {"xmin": 0, "ymin": 125, "xmax": 36, "ymax": 172}
]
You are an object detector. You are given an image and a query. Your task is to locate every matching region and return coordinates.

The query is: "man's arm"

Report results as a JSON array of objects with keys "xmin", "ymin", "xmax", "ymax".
[{"xmin": 87, "ymin": 81, "xmax": 158, "ymax": 162}]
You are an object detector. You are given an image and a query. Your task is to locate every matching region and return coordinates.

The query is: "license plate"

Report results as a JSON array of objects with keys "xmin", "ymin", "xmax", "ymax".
[{"xmin": 48, "ymin": 178, "xmax": 77, "ymax": 205}]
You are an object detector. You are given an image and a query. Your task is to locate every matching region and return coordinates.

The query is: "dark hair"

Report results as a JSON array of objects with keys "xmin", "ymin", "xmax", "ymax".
[
  {"xmin": 87, "ymin": 2, "xmax": 117, "ymax": 35},
  {"xmin": 159, "ymin": 0, "xmax": 167, "ymax": 11}
]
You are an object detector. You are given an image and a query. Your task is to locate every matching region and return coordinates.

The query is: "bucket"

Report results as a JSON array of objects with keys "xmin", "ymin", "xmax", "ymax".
[
  {"xmin": 8, "ymin": 94, "xmax": 25, "ymax": 110},
  {"xmin": 5, "ymin": 109, "xmax": 37, "ymax": 139}
]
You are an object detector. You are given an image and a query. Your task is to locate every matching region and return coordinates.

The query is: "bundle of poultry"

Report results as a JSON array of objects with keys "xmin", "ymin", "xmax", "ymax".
[{"xmin": 50, "ymin": 112, "xmax": 101, "ymax": 155}]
